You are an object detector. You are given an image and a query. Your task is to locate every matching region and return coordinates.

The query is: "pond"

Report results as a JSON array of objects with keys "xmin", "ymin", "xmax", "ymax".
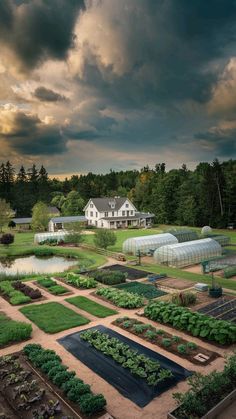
[{"xmin": 0, "ymin": 255, "xmax": 78, "ymax": 275}]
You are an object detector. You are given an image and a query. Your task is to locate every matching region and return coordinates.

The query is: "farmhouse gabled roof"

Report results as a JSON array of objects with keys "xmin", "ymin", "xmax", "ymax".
[{"xmin": 85, "ymin": 197, "xmax": 135, "ymax": 212}]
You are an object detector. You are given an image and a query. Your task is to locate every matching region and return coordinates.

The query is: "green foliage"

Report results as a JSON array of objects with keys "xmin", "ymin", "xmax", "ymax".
[
  {"xmin": 172, "ymin": 335, "xmax": 181, "ymax": 343},
  {"xmin": 95, "ymin": 286, "xmax": 145, "ymax": 308},
  {"xmin": 31, "ymin": 201, "xmax": 50, "ymax": 232},
  {"xmin": 115, "ymin": 281, "xmax": 167, "ymax": 299},
  {"xmin": 92, "ymin": 269, "xmax": 126, "ymax": 285},
  {"xmin": 94, "ymin": 229, "xmax": 117, "ymax": 249},
  {"xmin": 0, "ymin": 199, "xmax": 14, "ymax": 232},
  {"xmin": 60, "ymin": 191, "xmax": 84, "ymax": 216},
  {"xmin": 177, "ymin": 344, "xmax": 187, "ymax": 354},
  {"xmin": 0, "ymin": 280, "xmax": 31, "ymax": 305},
  {"xmin": 171, "ymin": 292, "xmax": 197, "ymax": 307},
  {"xmin": 79, "ymin": 393, "xmax": 107, "ymax": 415},
  {"xmin": 80, "ymin": 329, "xmax": 173, "ymax": 386},
  {"xmin": 144, "ymin": 300, "xmax": 236, "ymax": 345},
  {"xmin": 23, "ymin": 343, "xmax": 106, "ymax": 415},
  {"xmin": 173, "ymin": 353, "xmax": 236, "ymax": 418},
  {"xmin": 224, "ymin": 266, "xmax": 236, "ymax": 278},
  {"xmin": 37, "ymin": 278, "xmax": 55, "ymax": 288},
  {"xmin": 187, "ymin": 342, "xmax": 198, "ymax": 350},
  {"xmin": 162, "ymin": 338, "xmax": 172, "ymax": 348},
  {"xmin": 34, "ymin": 248, "xmax": 54, "ymax": 257},
  {"xmin": 47, "ymin": 284, "xmax": 68, "ymax": 295},
  {"xmin": 65, "ymin": 273, "xmax": 97, "ymax": 289},
  {"xmin": 0, "ymin": 312, "xmax": 32, "ymax": 347},
  {"xmin": 66, "ymin": 296, "xmax": 118, "ymax": 318}
]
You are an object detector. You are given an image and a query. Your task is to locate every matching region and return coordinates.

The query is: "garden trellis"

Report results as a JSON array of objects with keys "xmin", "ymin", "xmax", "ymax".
[{"xmin": 153, "ymin": 238, "xmax": 222, "ymax": 268}]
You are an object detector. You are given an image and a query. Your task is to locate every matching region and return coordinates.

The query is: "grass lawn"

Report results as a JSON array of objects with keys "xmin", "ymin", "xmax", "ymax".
[
  {"xmin": 20, "ymin": 302, "xmax": 90, "ymax": 333},
  {"xmin": 66, "ymin": 296, "xmax": 118, "ymax": 318},
  {"xmin": 115, "ymin": 281, "xmax": 167, "ymax": 299},
  {"xmin": 0, "ymin": 312, "xmax": 32, "ymax": 347}
]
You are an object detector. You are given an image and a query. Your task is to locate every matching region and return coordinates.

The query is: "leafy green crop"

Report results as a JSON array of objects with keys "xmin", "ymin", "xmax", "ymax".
[
  {"xmin": 95, "ymin": 287, "xmax": 145, "ymax": 308},
  {"xmin": 65, "ymin": 273, "xmax": 97, "ymax": 288},
  {"xmin": 144, "ymin": 301, "xmax": 236, "ymax": 345},
  {"xmin": 80, "ymin": 329, "xmax": 173, "ymax": 386}
]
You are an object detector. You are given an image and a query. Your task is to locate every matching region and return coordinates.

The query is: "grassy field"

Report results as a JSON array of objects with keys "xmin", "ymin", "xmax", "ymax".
[
  {"xmin": 20, "ymin": 302, "xmax": 90, "ymax": 333},
  {"xmin": 0, "ymin": 312, "xmax": 32, "ymax": 347},
  {"xmin": 66, "ymin": 296, "xmax": 118, "ymax": 318}
]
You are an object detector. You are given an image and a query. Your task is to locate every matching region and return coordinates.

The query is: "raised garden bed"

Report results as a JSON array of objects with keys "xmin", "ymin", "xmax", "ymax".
[
  {"xmin": 197, "ymin": 296, "xmax": 235, "ymax": 314},
  {"xmin": 95, "ymin": 287, "xmax": 145, "ymax": 308},
  {"xmin": 157, "ymin": 277, "xmax": 195, "ymax": 290},
  {"xmin": 66, "ymin": 296, "xmax": 118, "ymax": 318},
  {"xmin": 113, "ymin": 317, "xmax": 219, "ymax": 365},
  {"xmin": 115, "ymin": 281, "xmax": 167, "ymax": 299},
  {"xmin": 0, "ymin": 350, "xmax": 106, "ymax": 418},
  {"xmin": 20, "ymin": 302, "xmax": 90, "ymax": 333},
  {"xmin": 90, "ymin": 269, "xmax": 127, "ymax": 285},
  {"xmin": 168, "ymin": 352, "xmax": 236, "ymax": 419},
  {"xmin": 144, "ymin": 300, "xmax": 236, "ymax": 345},
  {"xmin": 58, "ymin": 325, "xmax": 191, "ymax": 407},
  {"xmin": 0, "ymin": 280, "xmax": 32, "ymax": 305},
  {"xmin": 57, "ymin": 273, "xmax": 97, "ymax": 289},
  {"xmin": 99, "ymin": 264, "xmax": 152, "ymax": 280},
  {"xmin": 0, "ymin": 312, "xmax": 32, "ymax": 348},
  {"xmin": 35, "ymin": 278, "xmax": 71, "ymax": 295}
]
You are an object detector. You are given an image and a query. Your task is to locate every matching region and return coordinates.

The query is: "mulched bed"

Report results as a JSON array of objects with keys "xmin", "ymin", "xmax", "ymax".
[
  {"xmin": 196, "ymin": 295, "xmax": 236, "ymax": 323},
  {"xmin": 193, "ymin": 294, "xmax": 235, "ymax": 312},
  {"xmin": 99, "ymin": 264, "xmax": 153, "ymax": 280},
  {"xmin": 112, "ymin": 318, "xmax": 219, "ymax": 366},
  {"xmin": 0, "ymin": 352, "xmax": 82, "ymax": 419},
  {"xmin": 58, "ymin": 325, "xmax": 191, "ymax": 408}
]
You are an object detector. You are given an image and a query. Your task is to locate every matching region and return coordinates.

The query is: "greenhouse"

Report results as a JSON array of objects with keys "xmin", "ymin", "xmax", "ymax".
[
  {"xmin": 122, "ymin": 233, "xmax": 178, "ymax": 255},
  {"xmin": 153, "ymin": 238, "xmax": 222, "ymax": 268},
  {"xmin": 167, "ymin": 229, "xmax": 198, "ymax": 243},
  {"xmin": 206, "ymin": 234, "xmax": 230, "ymax": 247},
  {"xmin": 34, "ymin": 231, "xmax": 69, "ymax": 244}
]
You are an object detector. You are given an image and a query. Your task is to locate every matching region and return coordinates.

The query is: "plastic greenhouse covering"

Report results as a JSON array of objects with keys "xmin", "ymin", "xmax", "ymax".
[
  {"xmin": 153, "ymin": 238, "xmax": 222, "ymax": 268},
  {"xmin": 122, "ymin": 233, "xmax": 178, "ymax": 255},
  {"xmin": 167, "ymin": 229, "xmax": 198, "ymax": 243},
  {"xmin": 206, "ymin": 235, "xmax": 230, "ymax": 247},
  {"xmin": 34, "ymin": 231, "xmax": 69, "ymax": 244}
]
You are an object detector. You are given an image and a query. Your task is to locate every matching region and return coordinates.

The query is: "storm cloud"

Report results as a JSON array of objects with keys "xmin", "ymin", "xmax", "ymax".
[
  {"xmin": 34, "ymin": 86, "xmax": 68, "ymax": 102},
  {"xmin": 0, "ymin": 0, "xmax": 84, "ymax": 70}
]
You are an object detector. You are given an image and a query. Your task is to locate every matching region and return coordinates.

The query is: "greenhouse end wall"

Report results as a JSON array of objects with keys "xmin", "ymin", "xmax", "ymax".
[
  {"xmin": 34, "ymin": 231, "xmax": 69, "ymax": 244},
  {"xmin": 153, "ymin": 238, "xmax": 222, "ymax": 268},
  {"xmin": 122, "ymin": 233, "xmax": 178, "ymax": 255}
]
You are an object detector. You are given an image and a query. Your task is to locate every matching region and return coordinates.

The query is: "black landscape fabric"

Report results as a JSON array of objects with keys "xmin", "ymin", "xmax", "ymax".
[
  {"xmin": 101, "ymin": 264, "xmax": 153, "ymax": 280},
  {"xmin": 58, "ymin": 325, "xmax": 191, "ymax": 407}
]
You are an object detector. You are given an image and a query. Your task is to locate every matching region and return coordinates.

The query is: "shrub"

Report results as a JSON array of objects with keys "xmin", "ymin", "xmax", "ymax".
[
  {"xmin": 79, "ymin": 393, "xmax": 107, "ymax": 415},
  {"xmin": 29, "ymin": 350, "xmax": 61, "ymax": 368},
  {"xmin": 61, "ymin": 377, "xmax": 84, "ymax": 394},
  {"xmin": 94, "ymin": 229, "xmax": 117, "ymax": 249},
  {"xmin": 41, "ymin": 360, "xmax": 62, "ymax": 373},
  {"xmin": 34, "ymin": 248, "xmax": 54, "ymax": 257},
  {"xmin": 171, "ymin": 292, "xmax": 197, "ymax": 307},
  {"xmin": 144, "ymin": 300, "xmax": 236, "ymax": 345},
  {"xmin": 93, "ymin": 269, "xmax": 126, "ymax": 285},
  {"xmin": 67, "ymin": 382, "xmax": 91, "ymax": 402},
  {"xmin": 52, "ymin": 370, "xmax": 76, "ymax": 387},
  {"xmin": 0, "ymin": 233, "xmax": 14, "ymax": 246},
  {"xmin": 48, "ymin": 365, "xmax": 68, "ymax": 380},
  {"xmin": 23, "ymin": 343, "xmax": 42, "ymax": 355}
]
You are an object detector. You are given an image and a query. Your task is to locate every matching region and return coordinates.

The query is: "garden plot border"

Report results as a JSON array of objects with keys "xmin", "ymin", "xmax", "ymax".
[
  {"xmin": 33, "ymin": 281, "xmax": 73, "ymax": 297},
  {"xmin": 58, "ymin": 325, "xmax": 191, "ymax": 408}
]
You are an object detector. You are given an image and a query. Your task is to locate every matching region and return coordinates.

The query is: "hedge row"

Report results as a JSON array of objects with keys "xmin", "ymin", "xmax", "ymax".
[
  {"xmin": 144, "ymin": 301, "xmax": 236, "ymax": 345},
  {"xmin": 23, "ymin": 344, "xmax": 106, "ymax": 416}
]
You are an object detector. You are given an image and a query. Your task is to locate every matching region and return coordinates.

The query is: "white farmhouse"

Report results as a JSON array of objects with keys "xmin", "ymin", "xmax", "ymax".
[{"xmin": 84, "ymin": 197, "xmax": 154, "ymax": 229}]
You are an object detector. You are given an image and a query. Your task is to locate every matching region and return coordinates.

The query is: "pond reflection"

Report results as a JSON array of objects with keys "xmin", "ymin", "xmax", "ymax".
[{"xmin": 0, "ymin": 255, "xmax": 78, "ymax": 275}]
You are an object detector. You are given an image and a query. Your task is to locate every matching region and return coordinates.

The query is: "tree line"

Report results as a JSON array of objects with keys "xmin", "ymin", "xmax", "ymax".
[{"xmin": 0, "ymin": 159, "xmax": 235, "ymax": 228}]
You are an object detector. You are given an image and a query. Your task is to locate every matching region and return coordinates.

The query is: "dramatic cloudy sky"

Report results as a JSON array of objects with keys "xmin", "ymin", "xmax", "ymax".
[{"xmin": 0, "ymin": 0, "xmax": 236, "ymax": 176}]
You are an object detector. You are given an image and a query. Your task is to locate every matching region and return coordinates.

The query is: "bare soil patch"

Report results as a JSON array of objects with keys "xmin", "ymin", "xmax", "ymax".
[{"xmin": 156, "ymin": 277, "xmax": 195, "ymax": 290}]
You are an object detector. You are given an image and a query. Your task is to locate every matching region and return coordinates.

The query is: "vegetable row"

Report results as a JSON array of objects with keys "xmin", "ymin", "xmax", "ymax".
[
  {"xmin": 144, "ymin": 301, "xmax": 236, "ymax": 345},
  {"xmin": 95, "ymin": 286, "xmax": 145, "ymax": 308},
  {"xmin": 23, "ymin": 343, "xmax": 106, "ymax": 416},
  {"xmin": 80, "ymin": 329, "xmax": 173, "ymax": 386}
]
